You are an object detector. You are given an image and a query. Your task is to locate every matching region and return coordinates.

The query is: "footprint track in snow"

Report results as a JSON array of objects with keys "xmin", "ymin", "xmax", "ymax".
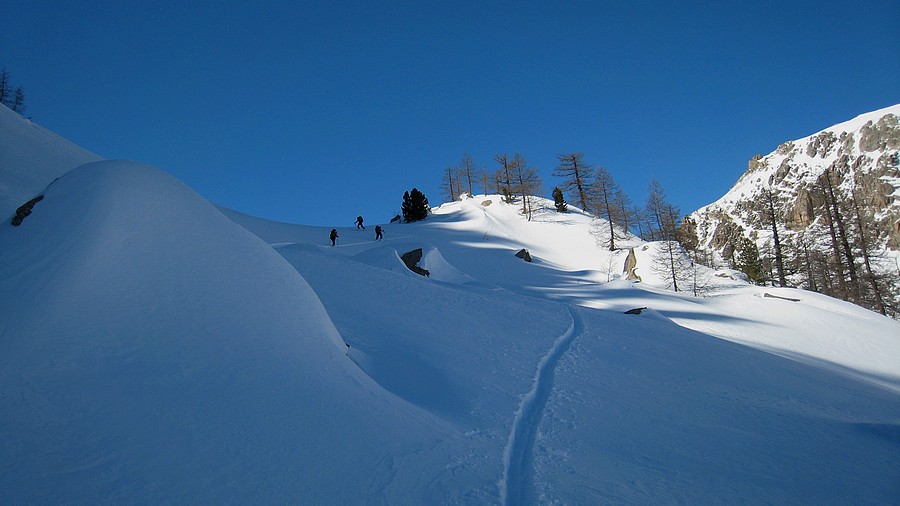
[{"xmin": 499, "ymin": 304, "xmax": 585, "ymax": 506}]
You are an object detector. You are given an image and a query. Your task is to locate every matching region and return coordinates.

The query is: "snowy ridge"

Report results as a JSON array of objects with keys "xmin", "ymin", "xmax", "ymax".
[
  {"xmin": 0, "ymin": 104, "xmax": 101, "ymax": 217},
  {"xmin": 696, "ymin": 103, "xmax": 900, "ymax": 215}
]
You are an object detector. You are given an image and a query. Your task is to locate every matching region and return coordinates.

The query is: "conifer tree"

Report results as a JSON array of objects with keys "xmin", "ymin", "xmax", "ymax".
[
  {"xmin": 736, "ymin": 237, "xmax": 766, "ymax": 285},
  {"xmin": 552, "ymin": 187, "xmax": 567, "ymax": 212},
  {"xmin": 401, "ymin": 188, "xmax": 429, "ymax": 222}
]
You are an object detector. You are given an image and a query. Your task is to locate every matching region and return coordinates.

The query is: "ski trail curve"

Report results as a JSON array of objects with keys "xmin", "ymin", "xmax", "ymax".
[{"xmin": 499, "ymin": 305, "xmax": 584, "ymax": 506}]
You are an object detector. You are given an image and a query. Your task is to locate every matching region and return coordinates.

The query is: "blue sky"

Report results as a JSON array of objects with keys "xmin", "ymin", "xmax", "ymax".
[{"xmin": 4, "ymin": 1, "xmax": 898, "ymax": 226}]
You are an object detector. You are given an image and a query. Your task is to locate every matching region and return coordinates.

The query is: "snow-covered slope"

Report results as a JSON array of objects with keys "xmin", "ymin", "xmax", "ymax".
[
  {"xmin": 2, "ymin": 109, "xmax": 899, "ymax": 504},
  {"xmin": 0, "ymin": 161, "xmax": 479, "ymax": 504},
  {"xmin": 0, "ymin": 104, "xmax": 101, "ymax": 217}
]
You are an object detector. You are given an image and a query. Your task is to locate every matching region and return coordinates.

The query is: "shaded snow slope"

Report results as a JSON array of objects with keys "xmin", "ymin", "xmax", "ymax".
[
  {"xmin": 0, "ymin": 161, "xmax": 467, "ymax": 504},
  {"xmin": 535, "ymin": 308, "xmax": 900, "ymax": 504},
  {"xmin": 0, "ymin": 104, "xmax": 101, "ymax": 217}
]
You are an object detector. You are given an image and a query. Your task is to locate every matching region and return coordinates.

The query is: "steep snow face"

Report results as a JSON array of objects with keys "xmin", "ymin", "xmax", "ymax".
[
  {"xmin": 0, "ymin": 104, "xmax": 102, "ymax": 217},
  {"xmin": 0, "ymin": 161, "xmax": 463, "ymax": 504}
]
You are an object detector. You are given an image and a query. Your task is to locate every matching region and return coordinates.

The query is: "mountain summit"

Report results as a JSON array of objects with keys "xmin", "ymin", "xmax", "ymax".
[{"xmin": 686, "ymin": 104, "xmax": 900, "ymax": 315}]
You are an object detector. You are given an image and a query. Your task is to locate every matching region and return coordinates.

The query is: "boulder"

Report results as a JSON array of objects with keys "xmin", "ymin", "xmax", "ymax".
[
  {"xmin": 11, "ymin": 195, "xmax": 44, "ymax": 226},
  {"xmin": 514, "ymin": 249, "xmax": 532, "ymax": 262},
  {"xmin": 400, "ymin": 248, "xmax": 430, "ymax": 277}
]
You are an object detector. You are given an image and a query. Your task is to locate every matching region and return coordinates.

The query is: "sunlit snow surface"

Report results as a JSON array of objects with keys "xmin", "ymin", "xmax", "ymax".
[{"xmin": 1, "ymin": 106, "xmax": 898, "ymax": 504}]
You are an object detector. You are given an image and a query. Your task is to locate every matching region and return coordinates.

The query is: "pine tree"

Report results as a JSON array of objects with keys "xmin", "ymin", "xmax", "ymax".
[
  {"xmin": 735, "ymin": 237, "xmax": 766, "ymax": 285},
  {"xmin": 401, "ymin": 188, "xmax": 429, "ymax": 222},
  {"xmin": 552, "ymin": 187, "xmax": 567, "ymax": 212}
]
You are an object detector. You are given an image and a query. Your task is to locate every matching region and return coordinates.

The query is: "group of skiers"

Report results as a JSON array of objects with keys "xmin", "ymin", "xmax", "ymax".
[{"xmin": 329, "ymin": 215, "xmax": 383, "ymax": 246}]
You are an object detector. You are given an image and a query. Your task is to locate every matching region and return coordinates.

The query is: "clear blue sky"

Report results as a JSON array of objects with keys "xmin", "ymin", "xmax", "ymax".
[{"xmin": 4, "ymin": 1, "xmax": 898, "ymax": 226}]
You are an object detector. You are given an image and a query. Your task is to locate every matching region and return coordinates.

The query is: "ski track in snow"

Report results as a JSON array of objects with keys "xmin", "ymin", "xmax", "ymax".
[{"xmin": 499, "ymin": 304, "xmax": 584, "ymax": 506}]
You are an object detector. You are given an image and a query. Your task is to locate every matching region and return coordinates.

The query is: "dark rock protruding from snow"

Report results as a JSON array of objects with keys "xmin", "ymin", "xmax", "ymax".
[
  {"xmin": 10, "ymin": 194, "xmax": 44, "ymax": 226},
  {"xmin": 400, "ymin": 248, "xmax": 430, "ymax": 277},
  {"xmin": 624, "ymin": 307, "xmax": 648, "ymax": 315},
  {"xmin": 515, "ymin": 249, "xmax": 532, "ymax": 262}
]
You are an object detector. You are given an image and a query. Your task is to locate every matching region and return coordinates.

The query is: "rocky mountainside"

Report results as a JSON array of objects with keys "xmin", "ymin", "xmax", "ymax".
[{"xmin": 686, "ymin": 104, "xmax": 900, "ymax": 316}]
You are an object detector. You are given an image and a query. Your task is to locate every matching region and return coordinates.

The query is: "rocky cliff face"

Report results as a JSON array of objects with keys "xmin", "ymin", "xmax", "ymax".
[{"xmin": 688, "ymin": 104, "xmax": 900, "ymax": 315}]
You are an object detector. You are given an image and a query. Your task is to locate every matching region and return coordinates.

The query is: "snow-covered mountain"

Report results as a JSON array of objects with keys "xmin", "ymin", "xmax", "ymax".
[
  {"xmin": 2, "ymin": 104, "xmax": 899, "ymax": 504},
  {"xmin": 686, "ymin": 104, "xmax": 900, "ymax": 314}
]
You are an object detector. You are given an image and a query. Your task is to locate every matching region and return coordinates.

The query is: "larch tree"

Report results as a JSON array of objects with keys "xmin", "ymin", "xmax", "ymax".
[
  {"xmin": 849, "ymin": 187, "xmax": 891, "ymax": 316},
  {"xmin": 494, "ymin": 154, "xmax": 515, "ymax": 203},
  {"xmin": 747, "ymin": 187, "xmax": 787, "ymax": 286},
  {"xmin": 645, "ymin": 178, "xmax": 685, "ymax": 291},
  {"xmin": 510, "ymin": 153, "xmax": 541, "ymax": 220},
  {"xmin": 589, "ymin": 166, "xmax": 624, "ymax": 250},
  {"xmin": 554, "ymin": 152, "xmax": 593, "ymax": 212},
  {"xmin": 458, "ymin": 153, "xmax": 477, "ymax": 196},
  {"xmin": 441, "ymin": 166, "xmax": 460, "ymax": 202},
  {"xmin": 0, "ymin": 68, "xmax": 10, "ymax": 106}
]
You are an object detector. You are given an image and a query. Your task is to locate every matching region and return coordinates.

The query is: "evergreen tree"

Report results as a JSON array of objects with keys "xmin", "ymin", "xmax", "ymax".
[
  {"xmin": 736, "ymin": 237, "xmax": 766, "ymax": 285},
  {"xmin": 552, "ymin": 187, "xmax": 567, "ymax": 212},
  {"xmin": 401, "ymin": 188, "xmax": 429, "ymax": 222}
]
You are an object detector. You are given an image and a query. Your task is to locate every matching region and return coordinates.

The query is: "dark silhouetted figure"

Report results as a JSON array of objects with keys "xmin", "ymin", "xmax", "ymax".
[
  {"xmin": 356, "ymin": 216, "xmax": 365, "ymax": 230},
  {"xmin": 375, "ymin": 225, "xmax": 383, "ymax": 240},
  {"xmin": 330, "ymin": 229, "xmax": 338, "ymax": 246}
]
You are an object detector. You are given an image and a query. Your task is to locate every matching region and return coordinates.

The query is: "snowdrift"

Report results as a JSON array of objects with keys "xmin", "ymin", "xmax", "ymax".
[{"xmin": 0, "ymin": 161, "xmax": 461, "ymax": 503}]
